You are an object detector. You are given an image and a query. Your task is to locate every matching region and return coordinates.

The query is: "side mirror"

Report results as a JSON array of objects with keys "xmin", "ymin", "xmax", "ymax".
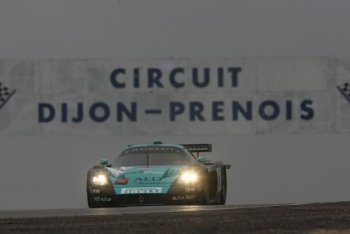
[{"xmin": 100, "ymin": 159, "xmax": 111, "ymax": 167}]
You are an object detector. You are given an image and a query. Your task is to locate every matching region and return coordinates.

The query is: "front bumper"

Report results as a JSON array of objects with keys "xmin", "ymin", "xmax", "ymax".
[
  {"xmin": 89, "ymin": 193, "xmax": 203, "ymax": 206},
  {"xmin": 88, "ymin": 184, "xmax": 204, "ymax": 206}
]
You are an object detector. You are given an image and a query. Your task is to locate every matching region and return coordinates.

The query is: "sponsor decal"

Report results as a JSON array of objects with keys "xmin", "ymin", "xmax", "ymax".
[
  {"xmin": 134, "ymin": 177, "xmax": 143, "ymax": 184},
  {"xmin": 120, "ymin": 187, "xmax": 162, "ymax": 194},
  {"xmin": 93, "ymin": 196, "xmax": 112, "ymax": 202},
  {"xmin": 0, "ymin": 81, "xmax": 15, "ymax": 112},
  {"xmin": 185, "ymin": 187, "xmax": 196, "ymax": 192},
  {"xmin": 172, "ymin": 195, "xmax": 196, "ymax": 201},
  {"xmin": 134, "ymin": 177, "xmax": 162, "ymax": 183},
  {"xmin": 133, "ymin": 175, "xmax": 173, "ymax": 185},
  {"xmin": 139, "ymin": 181, "xmax": 172, "ymax": 185},
  {"xmin": 115, "ymin": 177, "xmax": 129, "ymax": 185},
  {"xmin": 92, "ymin": 188, "xmax": 101, "ymax": 193}
]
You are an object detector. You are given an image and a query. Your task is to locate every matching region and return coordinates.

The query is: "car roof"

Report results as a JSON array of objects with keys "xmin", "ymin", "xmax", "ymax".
[{"xmin": 126, "ymin": 143, "xmax": 185, "ymax": 150}]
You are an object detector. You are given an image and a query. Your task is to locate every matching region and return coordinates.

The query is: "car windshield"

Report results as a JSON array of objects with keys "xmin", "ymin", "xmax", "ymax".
[{"xmin": 113, "ymin": 146, "xmax": 192, "ymax": 167}]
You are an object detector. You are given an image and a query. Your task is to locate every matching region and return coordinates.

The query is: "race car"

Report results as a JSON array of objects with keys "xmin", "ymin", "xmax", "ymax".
[{"xmin": 86, "ymin": 142, "xmax": 231, "ymax": 207}]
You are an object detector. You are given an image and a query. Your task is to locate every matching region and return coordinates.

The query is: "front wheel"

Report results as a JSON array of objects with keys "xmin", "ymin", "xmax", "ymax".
[
  {"xmin": 200, "ymin": 173, "xmax": 210, "ymax": 205},
  {"xmin": 218, "ymin": 168, "xmax": 227, "ymax": 205}
]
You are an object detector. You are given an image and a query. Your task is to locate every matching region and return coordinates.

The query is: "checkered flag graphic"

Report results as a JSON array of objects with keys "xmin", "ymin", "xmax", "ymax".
[
  {"xmin": 0, "ymin": 81, "xmax": 16, "ymax": 111},
  {"xmin": 337, "ymin": 82, "xmax": 350, "ymax": 103}
]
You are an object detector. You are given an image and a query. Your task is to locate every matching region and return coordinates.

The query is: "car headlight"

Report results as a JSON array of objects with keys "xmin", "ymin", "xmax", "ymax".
[
  {"xmin": 92, "ymin": 174, "xmax": 108, "ymax": 186},
  {"xmin": 180, "ymin": 171, "xmax": 198, "ymax": 184}
]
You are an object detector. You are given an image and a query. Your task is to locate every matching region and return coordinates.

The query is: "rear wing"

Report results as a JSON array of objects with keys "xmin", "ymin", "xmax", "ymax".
[{"xmin": 181, "ymin": 144, "xmax": 212, "ymax": 157}]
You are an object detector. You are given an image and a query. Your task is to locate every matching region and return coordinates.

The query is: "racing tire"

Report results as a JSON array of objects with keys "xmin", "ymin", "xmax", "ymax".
[
  {"xmin": 218, "ymin": 168, "xmax": 227, "ymax": 205},
  {"xmin": 201, "ymin": 174, "xmax": 210, "ymax": 205}
]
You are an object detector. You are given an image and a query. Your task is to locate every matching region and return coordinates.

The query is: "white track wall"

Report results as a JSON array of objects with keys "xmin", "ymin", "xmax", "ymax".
[
  {"xmin": 1, "ymin": 57, "xmax": 350, "ymax": 135},
  {"xmin": 0, "ymin": 57, "xmax": 350, "ymax": 209}
]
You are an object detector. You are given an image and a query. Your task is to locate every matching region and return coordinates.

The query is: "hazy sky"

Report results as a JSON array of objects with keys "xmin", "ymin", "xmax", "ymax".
[{"xmin": 0, "ymin": 0, "xmax": 350, "ymax": 58}]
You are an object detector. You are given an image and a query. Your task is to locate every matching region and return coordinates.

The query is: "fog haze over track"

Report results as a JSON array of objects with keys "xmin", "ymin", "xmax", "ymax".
[
  {"xmin": 1, "ymin": 0, "xmax": 350, "ymax": 58},
  {"xmin": 0, "ymin": 0, "xmax": 350, "ymax": 211}
]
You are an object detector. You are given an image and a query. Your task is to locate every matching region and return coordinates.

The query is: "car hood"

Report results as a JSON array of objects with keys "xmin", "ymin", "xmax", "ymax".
[{"xmin": 106, "ymin": 165, "xmax": 185, "ymax": 194}]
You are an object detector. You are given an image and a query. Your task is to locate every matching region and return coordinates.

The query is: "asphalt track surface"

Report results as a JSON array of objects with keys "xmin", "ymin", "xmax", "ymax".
[{"xmin": 1, "ymin": 202, "xmax": 350, "ymax": 233}]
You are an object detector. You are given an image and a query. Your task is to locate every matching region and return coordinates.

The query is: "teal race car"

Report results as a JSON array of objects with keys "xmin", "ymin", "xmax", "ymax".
[{"xmin": 86, "ymin": 142, "xmax": 231, "ymax": 207}]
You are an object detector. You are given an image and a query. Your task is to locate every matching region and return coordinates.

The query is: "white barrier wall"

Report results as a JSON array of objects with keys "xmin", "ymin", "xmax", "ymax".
[
  {"xmin": 1, "ymin": 57, "xmax": 350, "ymax": 210},
  {"xmin": 0, "ymin": 57, "xmax": 350, "ymax": 136}
]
